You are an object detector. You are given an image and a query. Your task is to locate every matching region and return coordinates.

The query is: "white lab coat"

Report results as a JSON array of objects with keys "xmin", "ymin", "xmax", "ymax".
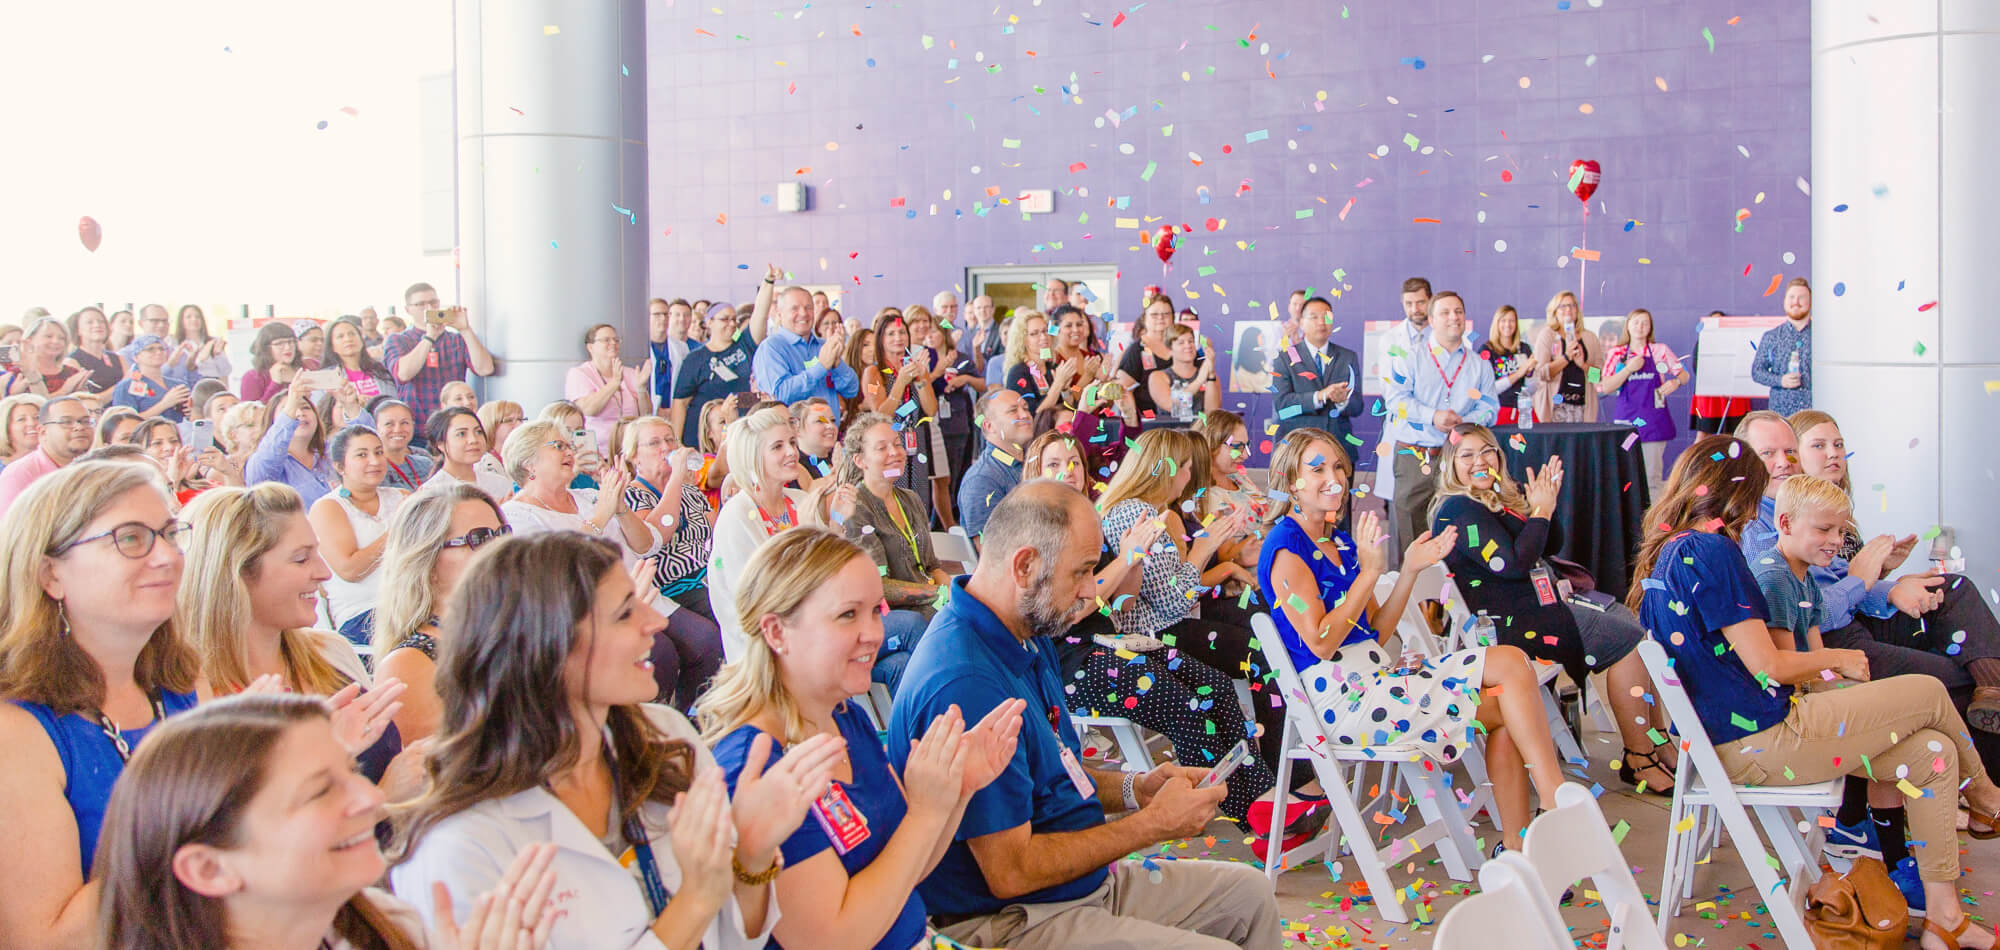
[{"xmin": 390, "ymin": 705, "xmax": 777, "ymax": 950}]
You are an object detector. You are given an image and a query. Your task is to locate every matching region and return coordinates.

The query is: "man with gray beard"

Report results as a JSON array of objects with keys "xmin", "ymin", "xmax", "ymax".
[{"xmin": 887, "ymin": 482, "xmax": 1281, "ymax": 950}]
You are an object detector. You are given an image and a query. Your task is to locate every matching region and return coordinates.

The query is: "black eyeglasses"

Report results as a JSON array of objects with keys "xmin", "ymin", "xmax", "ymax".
[
  {"xmin": 56, "ymin": 520, "xmax": 191, "ymax": 559},
  {"xmin": 441, "ymin": 525, "xmax": 512, "ymax": 550}
]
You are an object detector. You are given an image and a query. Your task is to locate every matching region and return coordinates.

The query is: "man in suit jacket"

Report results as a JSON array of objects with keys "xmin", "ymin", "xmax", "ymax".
[{"xmin": 1272, "ymin": 296, "xmax": 1363, "ymax": 451}]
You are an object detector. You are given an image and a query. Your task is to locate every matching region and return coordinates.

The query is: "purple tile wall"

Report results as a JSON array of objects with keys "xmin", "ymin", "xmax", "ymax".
[{"xmin": 645, "ymin": 0, "xmax": 1808, "ymax": 464}]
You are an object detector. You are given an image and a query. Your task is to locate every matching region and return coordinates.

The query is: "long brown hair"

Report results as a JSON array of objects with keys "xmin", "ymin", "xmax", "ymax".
[
  {"xmin": 0, "ymin": 461, "xmax": 199, "ymax": 715},
  {"xmin": 390, "ymin": 532, "xmax": 694, "ymax": 863},
  {"xmin": 1431, "ymin": 423, "xmax": 1528, "ymax": 517},
  {"xmin": 1624, "ymin": 435, "xmax": 1769, "ymax": 610},
  {"xmin": 95, "ymin": 693, "xmax": 419, "ymax": 950},
  {"xmin": 1263, "ymin": 427, "xmax": 1350, "ymax": 526}
]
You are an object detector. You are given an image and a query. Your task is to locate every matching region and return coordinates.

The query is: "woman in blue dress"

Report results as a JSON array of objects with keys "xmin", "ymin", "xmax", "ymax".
[
  {"xmin": 702, "ymin": 528, "xmax": 1025, "ymax": 950},
  {"xmin": 0, "ymin": 461, "xmax": 203, "ymax": 946},
  {"xmin": 1256, "ymin": 427, "xmax": 1566, "ymax": 844}
]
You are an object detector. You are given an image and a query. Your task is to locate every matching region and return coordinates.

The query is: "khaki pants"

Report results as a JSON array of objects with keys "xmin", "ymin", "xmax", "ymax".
[
  {"xmin": 937, "ymin": 858, "xmax": 1281, "ymax": 950},
  {"xmin": 1716, "ymin": 675, "xmax": 1995, "ymax": 882},
  {"xmin": 1390, "ymin": 443, "xmax": 1443, "ymax": 562}
]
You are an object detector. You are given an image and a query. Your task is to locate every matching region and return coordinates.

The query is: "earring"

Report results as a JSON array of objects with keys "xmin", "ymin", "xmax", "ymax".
[{"xmin": 57, "ymin": 600, "xmax": 71, "ymax": 638}]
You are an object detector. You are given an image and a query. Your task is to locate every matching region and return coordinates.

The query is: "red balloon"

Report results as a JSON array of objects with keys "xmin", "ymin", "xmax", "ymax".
[
  {"xmin": 1154, "ymin": 226, "xmax": 1177, "ymax": 264},
  {"xmin": 1568, "ymin": 159, "xmax": 1601, "ymax": 204},
  {"xmin": 77, "ymin": 216, "xmax": 102, "ymax": 253}
]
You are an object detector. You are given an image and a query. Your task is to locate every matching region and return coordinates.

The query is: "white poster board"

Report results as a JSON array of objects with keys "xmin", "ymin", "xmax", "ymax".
[{"xmin": 1692, "ymin": 316, "xmax": 1784, "ymax": 399}]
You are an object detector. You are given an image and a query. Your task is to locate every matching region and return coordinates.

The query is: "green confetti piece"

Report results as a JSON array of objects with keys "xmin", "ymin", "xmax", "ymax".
[
  {"xmin": 1467, "ymin": 525, "xmax": 1479, "ymax": 547},
  {"xmin": 1586, "ymin": 367, "xmax": 1602, "ymax": 383},
  {"xmin": 1729, "ymin": 712, "xmax": 1758, "ymax": 732},
  {"xmin": 1611, "ymin": 820, "xmax": 1631, "ymax": 844},
  {"xmin": 1295, "ymin": 208, "xmax": 1315, "ymax": 219},
  {"xmin": 1646, "ymin": 727, "xmax": 1667, "ymax": 746},
  {"xmin": 1913, "ymin": 340, "xmax": 1927, "ymax": 356},
  {"xmin": 1197, "ymin": 265, "xmax": 1217, "ymax": 277},
  {"xmin": 921, "ymin": 34, "xmax": 935, "ymax": 48},
  {"xmin": 1001, "ymin": 138, "xmax": 1021, "ymax": 149},
  {"xmin": 1140, "ymin": 160, "xmax": 1158, "ymax": 181},
  {"xmin": 1702, "ymin": 26, "xmax": 1715, "ymax": 52},
  {"xmin": 1921, "ymin": 525, "xmax": 1942, "ymax": 541},
  {"xmin": 1402, "ymin": 132, "xmax": 1420, "ymax": 151}
]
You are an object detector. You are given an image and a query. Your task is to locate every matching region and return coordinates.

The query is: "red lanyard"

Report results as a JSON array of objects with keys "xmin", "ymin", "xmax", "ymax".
[
  {"xmin": 385, "ymin": 456, "xmax": 414, "ymax": 487},
  {"xmin": 1426, "ymin": 344, "xmax": 1467, "ymax": 391}
]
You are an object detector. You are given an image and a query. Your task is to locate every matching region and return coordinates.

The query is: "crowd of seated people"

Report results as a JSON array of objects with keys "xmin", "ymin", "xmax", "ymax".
[{"xmin": 1, "ymin": 272, "xmax": 1991, "ymax": 950}]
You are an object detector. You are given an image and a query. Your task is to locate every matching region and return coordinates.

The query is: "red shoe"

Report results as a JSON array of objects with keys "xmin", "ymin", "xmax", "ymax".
[{"xmin": 1246, "ymin": 797, "xmax": 1328, "ymax": 838}]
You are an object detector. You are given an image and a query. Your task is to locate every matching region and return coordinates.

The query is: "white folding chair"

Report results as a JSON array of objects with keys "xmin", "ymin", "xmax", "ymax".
[
  {"xmin": 1071, "ymin": 714, "xmax": 1155, "ymax": 769},
  {"xmin": 1250, "ymin": 613, "xmax": 1485, "ymax": 923},
  {"xmin": 930, "ymin": 529, "xmax": 977, "ymax": 573},
  {"xmin": 1433, "ymin": 851, "xmax": 1571, "ymax": 950},
  {"xmin": 1520, "ymin": 782, "xmax": 1667, "ymax": 950},
  {"xmin": 1636, "ymin": 640, "xmax": 1840, "ymax": 948}
]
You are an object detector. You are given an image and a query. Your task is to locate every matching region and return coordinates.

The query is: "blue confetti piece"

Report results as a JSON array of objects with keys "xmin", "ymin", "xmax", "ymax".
[
  {"xmin": 1834, "ymin": 203, "xmax": 1849, "ymax": 213},
  {"xmin": 1834, "ymin": 282, "xmax": 1846, "ymax": 296}
]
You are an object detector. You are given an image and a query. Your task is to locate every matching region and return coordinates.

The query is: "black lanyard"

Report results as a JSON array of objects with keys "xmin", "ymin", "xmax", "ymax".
[{"xmin": 97, "ymin": 693, "xmax": 167, "ymax": 763}]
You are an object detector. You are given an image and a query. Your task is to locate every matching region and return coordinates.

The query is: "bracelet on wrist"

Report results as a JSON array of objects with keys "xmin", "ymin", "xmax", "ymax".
[
  {"xmin": 1121, "ymin": 771, "xmax": 1140, "ymax": 811},
  {"xmin": 732, "ymin": 852, "xmax": 782, "ymax": 886}
]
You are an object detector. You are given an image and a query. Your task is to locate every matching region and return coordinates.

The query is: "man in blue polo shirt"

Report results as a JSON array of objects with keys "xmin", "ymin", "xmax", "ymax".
[
  {"xmin": 955, "ymin": 388, "xmax": 1034, "ymax": 540},
  {"xmin": 752, "ymin": 285, "xmax": 859, "ymax": 420},
  {"xmin": 888, "ymin": 482, "xmax": 1280, "ymax": 949}
]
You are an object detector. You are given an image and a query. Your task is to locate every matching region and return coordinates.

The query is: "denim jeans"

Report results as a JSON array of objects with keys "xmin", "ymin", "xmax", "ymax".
[{"xmin": 872, "ymin": 609, "xmax": 932, "ymax": 693}]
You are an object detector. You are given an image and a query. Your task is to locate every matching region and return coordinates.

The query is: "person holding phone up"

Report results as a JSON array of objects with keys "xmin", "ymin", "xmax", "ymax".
[
  {"xmin": 110, "ymin": 334, "xmax": 192, "ymax": 423},
  {"xmin": 382, "ymin": 281, "xmax": 496, "ymax": 424}
]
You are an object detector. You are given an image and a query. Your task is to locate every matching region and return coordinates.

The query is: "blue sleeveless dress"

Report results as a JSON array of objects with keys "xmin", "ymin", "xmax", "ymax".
[{"xmin": 15, "ymin": 689, "xmax": 199, "ymax": 877}]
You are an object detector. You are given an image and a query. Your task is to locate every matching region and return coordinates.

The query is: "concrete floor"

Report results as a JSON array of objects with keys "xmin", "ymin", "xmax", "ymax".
[{"xmin": 1139, "ymin": 725, "xmax": 2000, "ymax": 948}]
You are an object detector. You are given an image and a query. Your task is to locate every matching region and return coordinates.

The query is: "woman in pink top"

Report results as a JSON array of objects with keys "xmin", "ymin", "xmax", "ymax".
[{"xmin": 563, "ymin": 322, "xmax": 651, "ymax": 447}]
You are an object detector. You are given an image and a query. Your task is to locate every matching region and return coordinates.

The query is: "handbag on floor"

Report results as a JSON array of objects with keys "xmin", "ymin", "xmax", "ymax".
[{"xmin": 1802, "ymin": 855, "xmax": 1907, "ymax": 949}]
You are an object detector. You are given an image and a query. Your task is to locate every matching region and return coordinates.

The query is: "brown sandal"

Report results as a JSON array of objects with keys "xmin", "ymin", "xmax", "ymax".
[
  {"xmin": 1967, "ymin": 805, "xmax": 2000, "ymax": 841},
  {"xmin": 1925, "ymin": 915, "xmax": 1972, "ymax": 950}
]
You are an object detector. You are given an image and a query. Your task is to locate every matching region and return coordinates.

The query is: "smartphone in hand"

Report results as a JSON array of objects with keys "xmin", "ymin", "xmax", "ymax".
[{"xmin": 1197, "ymin": 741, "xmax": 1251, "ymax": 790}]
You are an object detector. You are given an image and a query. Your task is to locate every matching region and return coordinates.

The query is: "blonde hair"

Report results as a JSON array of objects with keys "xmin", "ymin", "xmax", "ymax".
[
  {"xmin": 216, "ymin": 400, "xmax": 268, "ymax": 454},
  {"xmin": 1432, "ymin": 423, "xmax": 1528, "ymax": 517},
  {"xmin": 1097, "ymin": 428, "xmax": 1199, "ymax": 514},
  {"xmin": 698, "ymin": 400, "xmax": 734, "ymax": 455},
  {"xmin": 437, "ymin": 381, "xmax": 476, "ymax": 408},
  {"xmin": 373, "ymin": 483, "xmax": 506, "ymax": 658},
  {"xmin": 619, "ymin": 415, "xmax": 676, "ymax": 472},
  {"xmin": 537, "ymin": 400, "xmax": 584, "ymax": 428},
  {"xmin": 1263, "ymin": 428, "xmax": 1350, "ymax": 525},
  {"xmin": 0, "ymin": 393, "xmax": 46, "ymax": 458},
  {"xmin": 1488, "ymin": 305, "xmax": 1522, "ymax": 353},
  {"xmin": 698, "ymin": 528, "xmax": 872, "ymax": 745},
  {"xmin": 1775, "ymin": 474, "xmax": 1852, "ymax": 526},
  {"xmin": 724, "ymin": 406, "xmax": 794, "ymax": 491},
  {"xmin": 0, "ymin": 462, "xmax": 199, "ymax": 715},
  {"xmin": 477, "ymin": 399, "xmax": 523, "ymax": 441},
  {"xmin": 177, "ymin": 485, "xmax": 348, "ymax": 696},
  {"xmin": 1003, "ymin": 308, "xmax": 1047, "ymax": 370},
  {"xmin": 1544, "ymin": 290, "xmax": 1581, "ymax": 329},
  {"xmin": 501, "ymin": 419, "xmax": 566, "ymax": 486}
]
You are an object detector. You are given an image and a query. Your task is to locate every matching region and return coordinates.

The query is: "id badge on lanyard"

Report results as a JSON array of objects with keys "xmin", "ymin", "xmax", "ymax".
[
  {"xmin": 1528, "ymin": 562, "xmax": 1559, "ymax": 606},
  {"xmin": 811, "ymin": 782, "xmax": 873, "ymax": 855}
]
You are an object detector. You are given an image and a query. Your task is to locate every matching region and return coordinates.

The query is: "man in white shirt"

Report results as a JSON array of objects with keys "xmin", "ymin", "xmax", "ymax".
[{"xmin": 1381, "ymin": 289, "xmax": 1497, "ymax": 553}]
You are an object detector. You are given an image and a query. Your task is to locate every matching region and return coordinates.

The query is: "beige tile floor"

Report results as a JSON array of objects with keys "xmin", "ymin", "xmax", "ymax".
[{"xmin": 1139, "ymin": 726, "xmax": 2000, "ymax": 948}]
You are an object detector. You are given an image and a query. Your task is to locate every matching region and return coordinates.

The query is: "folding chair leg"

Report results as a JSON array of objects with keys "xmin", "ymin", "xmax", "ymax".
[
  {"xmin": 1266, "ymin": 721, "xmax": 1296, "ymax": 883},
  {"xmin": 1408, "ymin": 761, "xmax": 1481, "ymax": 883},
  {"xmin": 1111, "ymin": 723, "xmax": 1154, "ymax": 769},
  {"xmin": 1542, "ymin": 686, "xmax": 1587, "ymax": 767},
  {"xmin": 1313, "ymin": 756, "xmax": 1412, "ymax": 923},
  {"xmin": 1585, "ymin": 674, "xmax": 1617, "ymax": 737},
  {"xmin": 1713, "ymin": 798, "xmax": 1816, "ymax": 950},
  {"xmin": 1658, "ymin": 797, "xmax": 1686, "ymax": 939},
  {"xmin": 1754, "ymin": 804, "xmax": 1823, "ymax": 887}
]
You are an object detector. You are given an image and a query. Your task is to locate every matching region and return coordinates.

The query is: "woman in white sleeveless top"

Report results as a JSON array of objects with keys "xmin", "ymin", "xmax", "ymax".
[{"xmin": 307, "ymin": 424, "xmax": 408, "ymax": 649}]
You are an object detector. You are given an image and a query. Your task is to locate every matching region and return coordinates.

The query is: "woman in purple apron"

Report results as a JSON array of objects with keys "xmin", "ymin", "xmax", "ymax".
[{"xmin": 1598, "ymin": 307, "xmax": 1688, "ymax": 495}]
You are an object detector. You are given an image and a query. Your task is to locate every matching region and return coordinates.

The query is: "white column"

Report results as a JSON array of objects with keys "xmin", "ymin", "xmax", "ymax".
[
  {"xmin": 1813, "ymin": 1, "xmax": 2000, "ymax": 583},
  {"xmin": 454, "ymin": 0, "xmax": 649, "ymax": 409}
]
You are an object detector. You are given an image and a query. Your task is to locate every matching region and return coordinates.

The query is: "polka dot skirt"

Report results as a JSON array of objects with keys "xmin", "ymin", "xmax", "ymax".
[{"xmin": 1302, "ymin": 641, "xmax": 1487, "ymax": 764}]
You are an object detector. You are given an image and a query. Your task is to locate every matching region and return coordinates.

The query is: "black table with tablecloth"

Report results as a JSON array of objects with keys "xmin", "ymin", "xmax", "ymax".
[{"xmin": 1489, "ymin": 422, "xmax": 1652, "ymax": 598}]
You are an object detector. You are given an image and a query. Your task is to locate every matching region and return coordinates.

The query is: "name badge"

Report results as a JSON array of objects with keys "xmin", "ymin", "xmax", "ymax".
[
  {"xmin": 1529, "ymin": 563, "xmax": 1559, "ymax": 606},
  {"xmin": 1058, "ymin": 745, "xmax": 1094, "ymax": 801},
  {"xmin": 810, "ymin": 781, "xmax": 871, "ymax": 855},
  {"xmin": 713, "ymin": 361, "xmax": 739, "ymax": 382},
  {"xmin": 426, "ymin": 351, "xmax": 440, "ymax": 369},
  {"xmin": 129, "ymin": 381, "xmax": 151, "ymax": 398}
]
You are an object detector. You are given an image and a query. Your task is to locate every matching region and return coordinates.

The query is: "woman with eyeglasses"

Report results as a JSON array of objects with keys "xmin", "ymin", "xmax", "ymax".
[
  {"xmin": 671, "ymin": 303, "xmax": 755, "ymax": 448},
  {"xmin": 367, "ymin": 398, "xmax": 433, "ymax": 491},
  {"xmin": 238, "ymin": 322, "xmax": 301, "ymax": 404},
  {"xmin": 1429, "ymin": 423, "xmax": 1671, "ymax": 792},
  {"xmin": 0, "ymin": 461, "xmax": 201, "ymax": 946},
  {"xmin": 392, "ymin": 531, "xmax": 839, "ymax": 950},
  {"xmin": 4, "ymin": 317, "xmax": 90, "ymax": 399},
  {"xmin": 621, "ymin": 415, "xmax": 725, "ymax": 710},
  {"xmin": 538, "ymin": 400, "xmax": 605, "ymax": 490},
  {"xmin": 65, "ymin": 306, "xmax": 130, "ymax": 396},
  {"xmin": 307, "ymin": 426, "xmax": 410, "ymax": 649},
  {"xmin": 1532, "ymin": 290, "xmax": 1602, "ymax": 424},
  {"xmin": 567, "ymin": 322, "xmax": 652, "ymax": 450},
  {"xmin": 245, "ymin": 374, "xmax": 371, "ymax": 507},
  {"xmin": 295, "ymin": 322, "xmax": 326, "ymax": 370},
  {"xmin": 476, "ymin": 398, "xmax": 525, "ymax": 466},
  {"xmin": 179, "ymin": 484, "xmax": 412, "ymax": 792},
  {"xmin": 420, "ymin": 406, "xmax": 514, "ymax": 504},
  {"xmin": 372, "ymin": 484, "xmax": 510, "ymax": 747},
  {"xmin": 95, "ymin": 693, "xmax": 558, "ymax": 950},
  {"xmin": 500, "ymin": 419, "xmax": 661, "ymax": 589}
]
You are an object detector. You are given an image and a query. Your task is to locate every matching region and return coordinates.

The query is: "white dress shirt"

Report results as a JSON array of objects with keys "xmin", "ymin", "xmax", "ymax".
[{"xmin": 390, "ymin": 705, "xmax": 777, "ymax": 950}]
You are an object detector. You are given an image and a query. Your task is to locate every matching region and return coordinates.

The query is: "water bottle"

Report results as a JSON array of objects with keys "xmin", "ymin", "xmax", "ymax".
[
  {"xmin": 1472, "ymin": 611, "xmax": 1497, "ymax": 648},
  {"xmin": 1786, "ymin": 347, "xmax": 1801, "ymax": 377}
]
